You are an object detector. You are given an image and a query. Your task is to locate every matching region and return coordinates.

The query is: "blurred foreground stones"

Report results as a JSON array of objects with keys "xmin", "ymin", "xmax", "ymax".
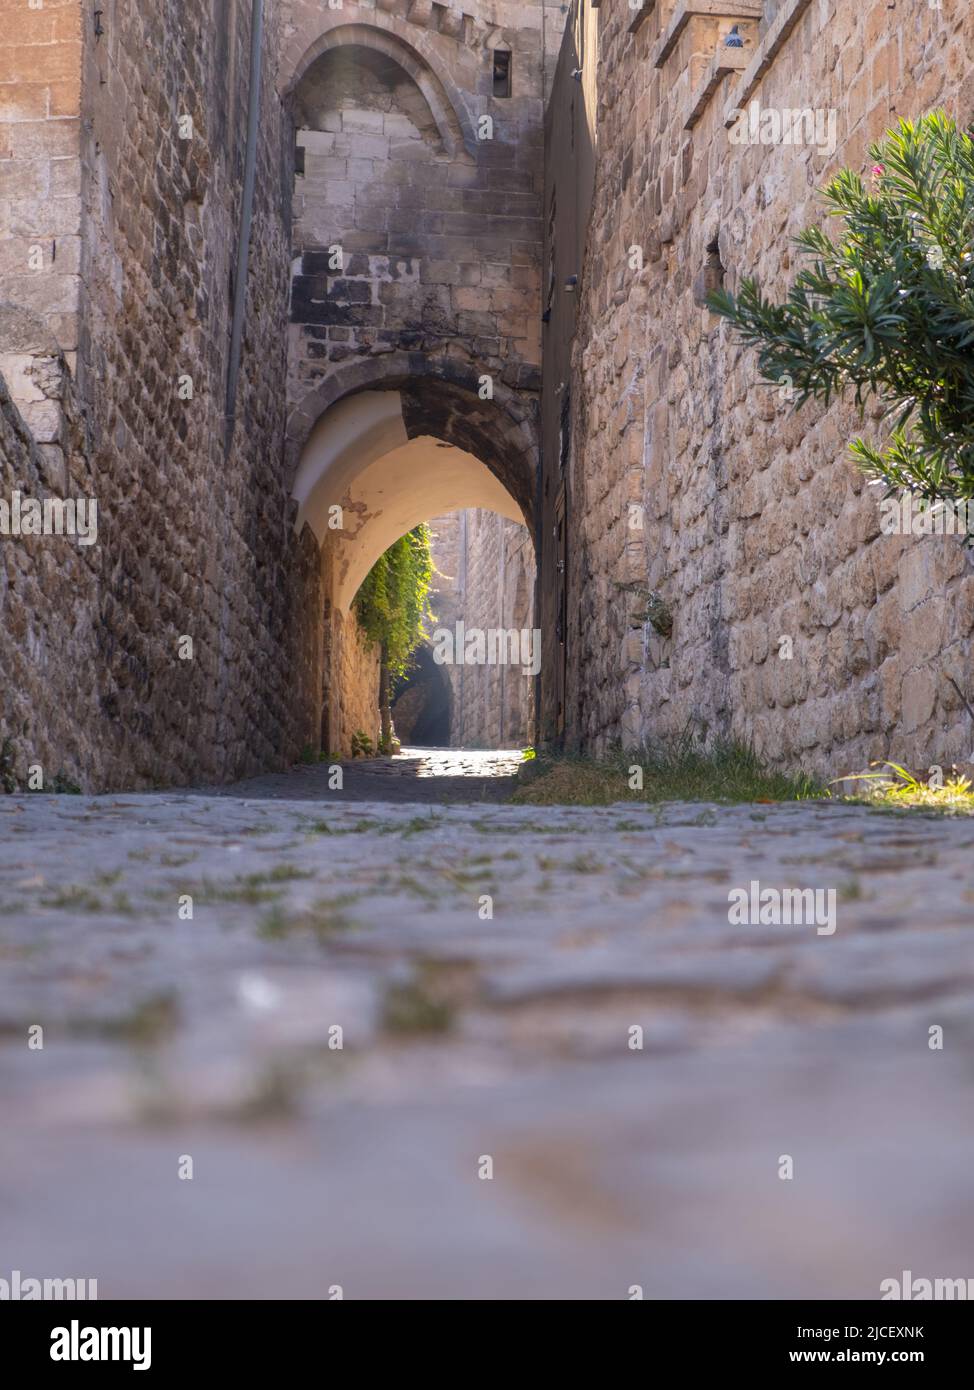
[{"xmin": 2, "ymin": 757, "xmax": 973, "ymax": 1299}]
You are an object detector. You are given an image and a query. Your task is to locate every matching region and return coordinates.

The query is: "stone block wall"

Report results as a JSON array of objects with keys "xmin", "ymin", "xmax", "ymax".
[
  {"xmin": 322, "ymin": 601, "xmax": 381, "ymax": 756},
  {"xmin": 0, "ymin": 353, "xmax": 99, "ymax": 790},
  {"xmin": 1, "ymin": 0, "xmax": 323, "ymax": 791},
  {"xmin": 0, "ymin": 0, "xmax": 83, "ymax": 380},
  {"xmin": 282, "ymin": 0, "xmax": 551, "ymax": 462},
  {"xmin": 546, "ymin": 0, "xmax": 974, "ymax": 778}
]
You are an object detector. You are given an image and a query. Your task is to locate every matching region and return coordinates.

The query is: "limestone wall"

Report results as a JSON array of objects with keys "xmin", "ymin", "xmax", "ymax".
[
  {"xmin": 547, "ymin": 0, "xmax": 974, "ymax": 777},
  {"xmin": 281, "ymin": 0, "xmax": 554, "ymax": 558},
  {"xmin": 1, "ymin": 0, "xmax": 323, "ymax": 790},
  {"xmin": 0, "ymin": 0, "xmax": 83, "ymax": 383},
  {"xmin": 322, "ymin": 600, "xmax": 381, "ymax": 756},
  {"xmin": 283, "ymin": 0, "xmax": 550, "ymax": 421}
]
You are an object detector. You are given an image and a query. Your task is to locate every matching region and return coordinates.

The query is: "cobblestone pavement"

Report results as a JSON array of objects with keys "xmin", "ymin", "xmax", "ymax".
[
  {"xmin": 204, "ymin": 747, "xmax": 524, "ymax": 804},
  {"xmin": 2, "ymin": 762, "xmax": 974, "ymax": 1299}
]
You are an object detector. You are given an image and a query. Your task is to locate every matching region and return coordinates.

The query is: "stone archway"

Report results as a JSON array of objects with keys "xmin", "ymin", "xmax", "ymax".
[
  {"xmin": 285, "ymin": 21, "xmax": 477, "ymax": 160},
  {"xmin": 280, "ymin": 3, "xmax": 544, "ymax": 759},
  {"xmin": 288, "ymin": 356, "xmax": 538, "ymax": 529},
  {"xmin": 291, "ymin": 372, "xmax": 537, "ymax": 756},
  {"xmin": 283, "ymin": 12, "xmax": 543, "ymax": 477}
]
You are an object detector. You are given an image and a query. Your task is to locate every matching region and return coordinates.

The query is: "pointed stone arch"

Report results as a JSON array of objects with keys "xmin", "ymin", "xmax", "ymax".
[{"xmin": 283, "ymin": 19, "xmax": 477, "ymax": 160}]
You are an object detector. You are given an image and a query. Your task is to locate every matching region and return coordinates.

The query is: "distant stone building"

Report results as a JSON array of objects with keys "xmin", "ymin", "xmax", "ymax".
[{"xmin": 393, "ymin": 508, "xmax": 534, "ymax": 748}]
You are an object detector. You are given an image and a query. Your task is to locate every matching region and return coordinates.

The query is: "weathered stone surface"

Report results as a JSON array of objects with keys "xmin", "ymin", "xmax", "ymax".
[
  {"xmin": 2, "ymin": 777, "xmax": 973, "ymax": 1296},
  {"xmin": 543, "ymin": 0, "xmax": 974, "ymax": 781},
  {"xmin": 283, "ymin": 3, "xmax": 550, "ymax": 754},
  {"xmin": 418, "ymin": 508, "xmax": 536, "ymax": 748}
]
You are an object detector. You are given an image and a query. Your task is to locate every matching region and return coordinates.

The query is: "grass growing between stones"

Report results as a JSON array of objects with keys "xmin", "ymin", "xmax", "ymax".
[
  {"xmin": 170, "ymin": 865, "xmax": 315, "ymax": 907},
  {"xmin": 257, "ymin": 895, "xmax": 360, "ymax": 941},
  {"xmin": 39, "ymin": 884, "xmax": 136, "ymax": 914},
  {"xmin": 66, "ymin": 991, "xmax": 181, "ymax": 1046},
  {"xmin": 513, "ymin": 739, "xmax": 824, "ymax": 807},
  {"xmin": 382, "ymin": 978, "xmax": 454, "ymax": 1035},
  {"xmin": 306, "ymin": 813, "xmax": 442, "ymax": 837},
  {"xmin": 838, "ymin": 763, "xmax": 974, "ymax": 815},
  {"xmin": 514, "ymin": 744, "xmax": 974, "ymax": 815},
  {"xmin": 380, "ymin": 960, "xmax": 476, "ymax": 1037}
]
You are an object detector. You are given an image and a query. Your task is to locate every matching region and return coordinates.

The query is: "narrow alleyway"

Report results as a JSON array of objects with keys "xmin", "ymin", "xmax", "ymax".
[{"xmin": 3, "ymin": 763, "xmax": 973, "ymax": 1298}]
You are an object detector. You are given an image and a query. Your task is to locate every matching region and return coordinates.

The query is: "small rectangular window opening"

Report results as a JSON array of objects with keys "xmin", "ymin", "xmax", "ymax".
[{"xmin": 493, "ymin": 51, "xmax": 512, "ymax": 98}]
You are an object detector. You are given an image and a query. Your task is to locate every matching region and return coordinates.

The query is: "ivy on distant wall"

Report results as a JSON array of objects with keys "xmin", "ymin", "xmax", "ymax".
[
  {"xmin": 709, "ymin": 113, "xmax": 974, "ymax": 504},
  {"xmin": 353, "ymin": 524, "xmax": 435, "ymax": 679}
]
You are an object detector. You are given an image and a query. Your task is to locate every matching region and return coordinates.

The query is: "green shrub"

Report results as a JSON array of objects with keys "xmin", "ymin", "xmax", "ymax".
[{"xmin": 709, "ymin": 112, "xmax": 974, "ymax": 504}]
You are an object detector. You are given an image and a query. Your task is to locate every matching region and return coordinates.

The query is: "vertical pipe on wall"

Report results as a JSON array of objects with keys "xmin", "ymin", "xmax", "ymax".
[
  {"xmin": 459, "ymin": 510, "xmax": 468, "ymax": 747},
  {"xmin": 498, "ymin": 514, "xmax": 506, "ymax": 747},
  {"xmin": 533, "ymin": 431, "xmax": 543, "ymax": 748},
  {"xmin": 225, "ymin": 0, "xmax": 264, "ymax": 450}
]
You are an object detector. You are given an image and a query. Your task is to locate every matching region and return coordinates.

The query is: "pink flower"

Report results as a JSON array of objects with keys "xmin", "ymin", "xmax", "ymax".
[{"xmin": 871, "ymin": 163, "xmax": 885, "ymax": 177}]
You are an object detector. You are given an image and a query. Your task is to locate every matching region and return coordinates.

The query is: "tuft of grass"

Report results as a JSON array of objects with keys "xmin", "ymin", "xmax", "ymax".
[
  {"xmin": 51, "ymin": 772, "xmax": 83, "ymax": 794},
  {"xmin": 513, "ymin": 735, "xmax": 824, "ymax": 807},
  {"xmin": 307, "ymin": 818, "xmax": 381, "ymax": 836},
  {"xmin": 175, "ymin": 864, "xmax": 314, "ymax": 907},
  {"xmin": 257, "ymin": 895, "xmax": 359, "ymax": 941},
  {"xmin": 40, "ymin": 884, "xmax": 104, "ymax": 912},
  {"xmin": 40, "ymin": 883, "xmax": 135, "ymax": 914},
  {"xmin": 78, "ymin": 991, "xmax": 180, "ymax": 1045},
  {"xmin": 394, "ymin": 814, "xmax": 443, "ymax": 837},
  {"xmin": 246, "ymin": 865, "xmax": 313, "ymax": 886},
  {"xmin": 837, "ymin": 762, "xmax": 974, "ymax": 814},
  {"xmin": 381, "ymin": 976, "xmax": 454, "ymax": 1036}
]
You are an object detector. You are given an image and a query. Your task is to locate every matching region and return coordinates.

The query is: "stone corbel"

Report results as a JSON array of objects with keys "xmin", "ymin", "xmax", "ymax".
[
  {"xmin": 721, "ymin": 0, "xmax": 815, "ymax": 126},
  {"xmin": 653, "ymin": 2, "xmax": 763, "ymax": 70},
  {"xmin": 627, "ymin": 0, "xmax": 659, "ymax": 37},
  {"xmin": 438, "ymin": 8, "xmax": 465, "ymax": 38},
  {"xmin": 683, "ymin": 25, "xmax": 755, "ymax": 129}
]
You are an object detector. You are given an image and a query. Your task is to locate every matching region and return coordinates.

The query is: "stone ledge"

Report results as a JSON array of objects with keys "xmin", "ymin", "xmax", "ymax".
[
  {"xmin": 627, "ymin": 1, "xmax": 659, "ymax": 37},
  {"xmin": 653, "ymin": 2, "xmax": 762, "ymax": 69},
  {"xmin": 721, "ymin": 0, "xmax": 815, "ymax": 126},
  {"xmin": 378, "ymin": 0, "xmax": 470, "ymax": 40},
  {"xmin": 684, "ymin": 42, "xmax": 750, "ymax": 130}
]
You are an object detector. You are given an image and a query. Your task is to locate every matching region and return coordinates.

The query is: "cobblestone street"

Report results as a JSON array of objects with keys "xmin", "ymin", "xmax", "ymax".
[{"xmin": 2, "ymin": 755, "xmax": 973, "ymax": 1299}]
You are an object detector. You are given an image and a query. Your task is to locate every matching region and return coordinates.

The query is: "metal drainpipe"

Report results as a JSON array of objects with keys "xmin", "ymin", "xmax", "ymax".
[
  {"xmin": 459, "ymin": 510, "xmax": 467, "ymax": 747},
  {"xmin": 533, "ymin": 431, "xmax": 543, "ymax": 748},
  {"xmin": 498, "ymin": 513, "xmax": 506, "ymax": 747},
  {"xmin": 225, "ymin": 0, "xmax": 264, "ymax": 452}
]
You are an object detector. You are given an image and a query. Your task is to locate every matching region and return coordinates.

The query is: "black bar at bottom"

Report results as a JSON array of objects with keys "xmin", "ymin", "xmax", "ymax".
[{"xmin": 0, "ymin": 1298, "xmax": 969, "ymax": 1372}]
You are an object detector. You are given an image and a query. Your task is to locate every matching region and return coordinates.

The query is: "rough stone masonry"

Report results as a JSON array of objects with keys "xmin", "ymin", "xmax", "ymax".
[
  {"xmin": 0, "ymin": 0, "xmax": 557, "ymax": 789},
  {"xmin": 542, "ymin": 0, "xmax": 974, "ymax": 778}
]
